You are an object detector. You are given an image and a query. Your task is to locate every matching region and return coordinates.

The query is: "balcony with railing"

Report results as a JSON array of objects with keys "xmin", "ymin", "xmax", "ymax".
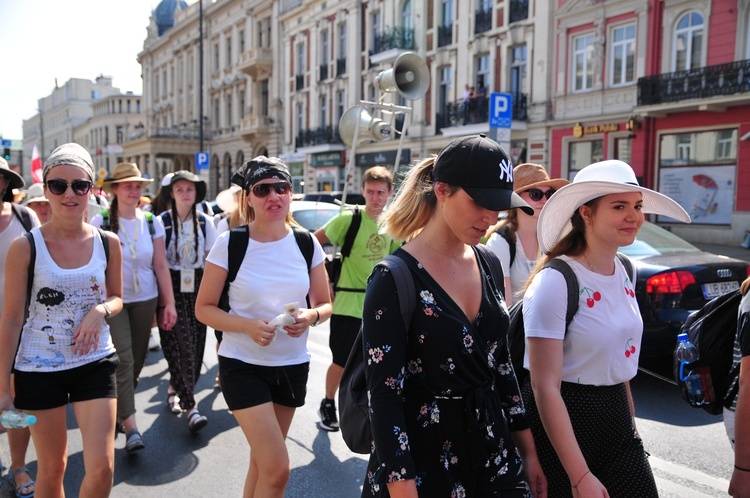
[
  {"xmin": 336, "ymin": 57, "xmax": 347, "ymax": 77},
  {"xmin": 440, "ymin": 93, "xmax": 528, "ymax": 128},
  {"xmin": 295, "ymin": 126, "xmax": 343, "ymax": 148},
  {"xmin": 237, "ymin": 47, "xmax": 274, "ymax": 79},
  {"xmin": 437, "ymin": 25, "xmax": 453, "ymax": 47},
  {"xmin": 295, "ymin": 74, "xmax": 305, "ymax": 91},
  {"xmin": 475, "ymin": 8, "xmax": 492, "ymax": 34},
  {"xmin": 319, "ymin": 63, "xmax": 329, "ymax": 81},
  {"xmin": 373, "ymin": 27, "xmax": 415, "ymax": 55},
  {"xmin": 240, "ymin": 115, "xmax": 279, "ymax": 140},
  {"xmin": 637, "ymin": 59, "xmax": 750, "ymax": 106},
  {"xmin": 509, "ymin": 0, "xmax": 529, "ymax": 23}
]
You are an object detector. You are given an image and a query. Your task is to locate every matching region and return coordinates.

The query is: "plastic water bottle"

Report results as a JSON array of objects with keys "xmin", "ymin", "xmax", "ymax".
[
  {"xmin": 0, "ymin": 410, "xmax": 37, "ymax": 429},
  {"xmin": 675, "ymin": 333, "xmax": 705, "ymax": 406}
]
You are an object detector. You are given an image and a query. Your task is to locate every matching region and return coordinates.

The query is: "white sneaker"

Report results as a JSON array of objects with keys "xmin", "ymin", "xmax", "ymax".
[{"xmin": 148, "ymin": 330, "xmax": 160, "ymax": 351}]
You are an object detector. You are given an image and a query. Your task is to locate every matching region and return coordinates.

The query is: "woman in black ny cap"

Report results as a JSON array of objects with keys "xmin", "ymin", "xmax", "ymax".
[
  {"xmin": 361, "ymin": 135, "xmax": 546, "ymax": 498},
  {"xmin": 195, "ymin": 156, "xmax": 332, "ymax": 497}
]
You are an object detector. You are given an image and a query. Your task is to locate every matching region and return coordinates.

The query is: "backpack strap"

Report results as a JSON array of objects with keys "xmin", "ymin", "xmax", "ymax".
[
  {"xmin": 292, "ymin": 227, "xmax": 315, "ymax": 272},
  {"xmin": 101, "ymin": 208, "xmax": 110, "ymax": 231},
  {"xmin": 219, "ymin": 225, "xmax": 250, "ymax": 312},
  {"xmin": 11, "ymin": 204, "xmax": 33, "ymax": 232},
  {"xmin": 475, "ymin": 244, "xmax": 506, "ymax": 300},
  {"xmin": 616, "ymin": 252, "xmax": 635, "ymax": 282},
  {"xmin": 143, "ymin": 211, "xmax": 155, "ymax": 237},
  {"xmin": 340, "ymin": 207, "xmax": 361, "ymax": 259},
  {"xmin": 543, "ymin": 258, "xmax": 580, "ymax": 328},
  {"xmin": 162, "ymin": 211, "xmax": 173, "ymax": 248},
  {"xmin": 97, "ymin": 228, "xmax": 110, "ymax": 264},
  {"xmin": 498, "ymin": 225, "xmax": 516, "ymax": 269},
  {"xmin": 24, "ymin": 231, "xmax": 36, "ymax": 308},
  {"xmin": 379, "ymin": 254, "xmax": 416, "ymax": 330}
]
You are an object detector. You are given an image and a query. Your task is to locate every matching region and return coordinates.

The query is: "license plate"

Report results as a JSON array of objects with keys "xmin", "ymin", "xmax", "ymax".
[{"xmin": 702, "ymin": 280, "xmax": 739, "ymax": 299}]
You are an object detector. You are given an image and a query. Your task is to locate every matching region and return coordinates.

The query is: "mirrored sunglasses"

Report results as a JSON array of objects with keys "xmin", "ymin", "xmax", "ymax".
[
  {"xmin": 251, "ymin": 182, "xmax": 291, "ymax": 198},
  {"xmin": 525, "ymin": 188, "xmax": 555, "ymax": 202},
  {"xmin": 46, "ymin": 179, "xmax": 93, "ymax": 196}
]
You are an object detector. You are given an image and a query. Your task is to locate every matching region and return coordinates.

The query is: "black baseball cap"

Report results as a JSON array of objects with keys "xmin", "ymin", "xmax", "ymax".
[{"xmin": 433, "ymin": 134, "xmax": 533, "ymax": 214}]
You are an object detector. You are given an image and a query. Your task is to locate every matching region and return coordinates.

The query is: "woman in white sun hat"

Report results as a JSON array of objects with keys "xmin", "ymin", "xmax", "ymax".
[{"xmin": 521, "ymin": 159, "xmax": 690, "ymax": 497}]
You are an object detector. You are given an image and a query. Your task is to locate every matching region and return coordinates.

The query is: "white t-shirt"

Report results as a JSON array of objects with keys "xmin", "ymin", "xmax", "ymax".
[
  {"xmin": 486, "ymin": 230, "xmax": 537, "ymax": 302},
  {"xmin": 523, "ymin": 255, "xmax": 641, "ymax": 386},
  {"xmin": 0, "ymin": 205, "xmax": 40, "ymax": 306},
  {"xmin": 160, "ymin": 211, "xmax": 218, "ymax": 270},
  {"xmin": 215, "ymin": 216, "xmax": 230, "ymax": 236},
  {"xmin": 206, "ymin": 229, "xmax": 326, "ymax": 367},
  {"xmin": 16, "ymin": 226, "xmax": 116, "ymax": 372},
  {"xmin": 89, "ymin": 210, "xmax": 166, "ymax": 303}
]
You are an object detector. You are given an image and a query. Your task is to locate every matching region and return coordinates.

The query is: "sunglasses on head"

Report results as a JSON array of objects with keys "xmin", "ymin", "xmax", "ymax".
[
  {"xmin": 46, "ymin": 179, "xmax": 93, "ymax": 196},
  {"xmin": 525, "ymin": 188, "xmax": 555, "ymax": 202},
  {"xmin": 251, "ymin": 182, "xmax": 291, "ymax": 198}
]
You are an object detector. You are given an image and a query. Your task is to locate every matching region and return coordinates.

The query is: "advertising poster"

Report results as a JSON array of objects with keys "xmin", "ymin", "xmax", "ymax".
[{"xmin": 658, "ymin": 165, "xmax": 736, "ymax": 225}]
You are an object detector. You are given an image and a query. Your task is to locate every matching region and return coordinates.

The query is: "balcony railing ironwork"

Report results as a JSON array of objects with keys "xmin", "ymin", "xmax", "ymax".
[
  {"xmin": 336, "ymin": 57, "xmax": 347, "ymax": 77},
  {"xmin": 475, "ymin": 8, "xmax": 492, "ymax": 34},
  {"xmin": 373, "ymin": 26, "xmax": 415, "ymax": 54},
  {"xmin": 441, "ymin": 93, "xmax": 527, "ymax": 127},
  {"xmin": 638, "ymin": 59, "xmax": 750, "ymax": 106},
  {"xmin": 295, "ymin": 126, "xmax": 343, "ymax": 148},
  {"xmin": 319, "ymin": 64, "xmax": 329, "ymax": 81},
  {"xmin": 438, "ymin": 25, "xmax": 453, "ymax": 47},
  {"xmin": 509, "ymin": 0, "xmax": 529, "ymax": 23},
  {"xmin": 295, "ymin": 74, "xmax": 305, "ymax": 91}
]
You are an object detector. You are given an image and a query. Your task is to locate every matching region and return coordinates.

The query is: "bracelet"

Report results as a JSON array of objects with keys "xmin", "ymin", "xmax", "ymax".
[
  {"xmin": 101, "ymin": 302, "xmax": 111, "ymax": 317},
  {"xmin": 735, "ymin": 464, "xmax": 750, "ymax": 472},
  {"xmin": 571, "ymin": 470, "xmax": 591, "ymax": 489},
  {"xmin": 311, "ymin": 309, "xmax": 320, "ymax": 327}
]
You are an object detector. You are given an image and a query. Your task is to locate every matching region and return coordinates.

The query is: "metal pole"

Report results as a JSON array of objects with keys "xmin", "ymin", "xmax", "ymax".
[{"xmin": 199, "ymin": 0, "xmax": 204, "ymax": 153}]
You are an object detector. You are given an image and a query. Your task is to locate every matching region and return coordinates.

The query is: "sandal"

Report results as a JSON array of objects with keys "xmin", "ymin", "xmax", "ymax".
[
  {"xmin": 125, "ymin": 429, "xmax": 145, "ymax": 453},
  {"xmin": 7, "ymin": 467, "xmax": 35, "ymax": 497},
  {"xmin": 187, "ymin": 410, "xmax": 208, "ymax": 433},
  {"xmin": 167, "ymin": 391, "xmax": 182, "ymax": 414}
]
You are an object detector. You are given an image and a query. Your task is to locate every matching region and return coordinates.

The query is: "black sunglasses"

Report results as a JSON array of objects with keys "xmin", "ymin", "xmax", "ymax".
[
  {"xmin": 251, "ymin": 182, "xmax": 291, "ymax": 198},
  {"xmin": 46, "ymin": 179, "xmax": 93, "ymax": 196},
  {"xmin": 525, "ymin": 188, "xmax": 555, "ymax": 202}
]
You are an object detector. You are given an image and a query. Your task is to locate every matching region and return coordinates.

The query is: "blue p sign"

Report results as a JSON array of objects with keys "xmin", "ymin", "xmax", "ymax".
[
  {"xmin": 489, "ymin": 93, "xmax": 513, "ymax": 128},
  {"xmin": 195, "ymin": 151, "xmax": 209, "ymax": 171}
]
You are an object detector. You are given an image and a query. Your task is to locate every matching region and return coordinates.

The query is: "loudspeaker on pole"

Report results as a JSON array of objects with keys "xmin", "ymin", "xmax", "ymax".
[
  {"xmin": 338, "ymin": 107, "xmax": 392, "ymax": 147},
  {"xmin": 375, "ymin": 51, "xmax": 430, "ymax": 101}
]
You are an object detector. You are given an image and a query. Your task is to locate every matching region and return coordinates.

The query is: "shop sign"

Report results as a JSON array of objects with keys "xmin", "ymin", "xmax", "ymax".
[
  {"xmin": 310, "ymin": 151, "xmax": 344, "ymax": 167},
  {"xmin": 573, "ymin": 122, "xmax": 620, "ymax": 138},
  {"xmin": 355, "ymin": 149, "xmax": 411, "ymax": 167}
]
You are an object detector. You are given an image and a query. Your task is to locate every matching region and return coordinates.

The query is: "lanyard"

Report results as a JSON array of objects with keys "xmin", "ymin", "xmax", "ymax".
[{"xmin": 119, "ymin": 212, "xmax": 141, "ymax": 294}]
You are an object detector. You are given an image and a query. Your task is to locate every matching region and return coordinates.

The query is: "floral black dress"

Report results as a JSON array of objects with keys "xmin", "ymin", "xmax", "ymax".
[{"xmin": 362, "ymin": 247, "xmax": 532, "ymax": 498}]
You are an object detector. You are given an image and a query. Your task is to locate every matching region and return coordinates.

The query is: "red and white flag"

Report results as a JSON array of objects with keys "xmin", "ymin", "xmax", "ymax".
[{"xmin": 31, "ymin": 145, "xmax": 42, "ymax": 184}]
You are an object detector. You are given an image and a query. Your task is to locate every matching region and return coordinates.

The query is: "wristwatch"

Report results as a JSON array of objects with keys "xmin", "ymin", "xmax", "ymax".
[{"xmin": 101, "ymin": 302, "xmax": 112, "ymax": 317}]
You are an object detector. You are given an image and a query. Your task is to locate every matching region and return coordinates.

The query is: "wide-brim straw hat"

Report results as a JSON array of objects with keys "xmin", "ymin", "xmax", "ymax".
[
  {"xmin": 160, "ymin": 170, "xmax": 207, "ymax": 204},
  {"xmin": 513, "ymin": 163, "xmax": 569, "ymax": 193},
  {"xmin": 103, "ymin": 162, "xmax": 153, "ymax": 193},
  {"xmin": 22, "ymin": 183, "xmax": 48, "ymax": 205},
  {"xmin": 537, "ymin": 159, "xmax": 691, "ymax": 254},
  {"xmin": 216, "ymin": 184, "xmax": 242, "ymax": 213},
  {"xmin": 0, "ymin": 157, "xmax": 24, "ymax": 190}
]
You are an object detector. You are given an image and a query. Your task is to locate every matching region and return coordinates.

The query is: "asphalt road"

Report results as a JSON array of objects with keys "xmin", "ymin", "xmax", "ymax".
[{"xmin": 0, "ymin": 319, "xmax": 737, "ymax": 497}]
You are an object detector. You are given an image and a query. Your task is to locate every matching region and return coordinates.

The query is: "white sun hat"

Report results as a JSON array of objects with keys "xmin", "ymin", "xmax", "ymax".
[
  {"xmin": 215, "ymin": 184, "xmax": 242, "ymax": 213},
  {"xmin": 537, "ymin": 159, "xmax": 691, "ymax": 254}
]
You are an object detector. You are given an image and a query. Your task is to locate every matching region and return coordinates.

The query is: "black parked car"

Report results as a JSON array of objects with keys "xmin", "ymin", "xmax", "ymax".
[{"xmin": 620, "ymin": 221, "xmax": 749, "ymax": 358}]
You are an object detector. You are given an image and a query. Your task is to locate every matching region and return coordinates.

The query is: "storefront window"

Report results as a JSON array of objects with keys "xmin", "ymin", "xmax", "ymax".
[
  {"xmin": 660, "ymin": 129, "xmax": 737, "ymax": 165},
  {"xmin": 614, "ymin": 137, "xmax": 632, "ymax": 164},
  {"xmin": 569, "ymin": 140, "xmax": 603, "ymax": 176}
]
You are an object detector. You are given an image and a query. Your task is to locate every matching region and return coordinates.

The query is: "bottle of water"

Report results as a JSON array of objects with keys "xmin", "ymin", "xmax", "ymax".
[
  {"xmin": 0, "ymin": 410, "xmax": 37, "ymax": 429},
  {"xmin": 675, "ymin": 333, "xmax": 705, "ymax": 406}
]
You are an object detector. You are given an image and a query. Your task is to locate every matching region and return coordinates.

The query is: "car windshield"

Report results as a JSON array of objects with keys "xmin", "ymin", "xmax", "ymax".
[
  {"xmin": 619, "ymin": 221, "xmax": 701, "ymax": 257},
  {"xmin": 292, "ymin": 208, "xmax": 338, "ymax": 232}
]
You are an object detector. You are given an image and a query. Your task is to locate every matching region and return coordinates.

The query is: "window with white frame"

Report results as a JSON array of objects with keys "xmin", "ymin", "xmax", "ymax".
[
  {"xmin": 372, "ymin": 11, "xmax": 381, "ymax": 49},
  {"xmin": 296, "ymin": 43, "xmax": 305, "ymax": 76},
  {"xmin": 479, "ymin": 0, "xmax": 492, "ymax": 11},
  {"xmin": 336, "ymin": 90, "xmax": 345, "ymax": 123},
  {"xmin": 442, "ymin": 0, "xmax": 454, "ymax": 25},
  {"xmin": 240, "ymin": 30, "xmax": 245, "ymax": 54},
  {"xmin": 510, "ymin": 45, "xmax": 526, "ymax": 96},
  {"xmin": 572, "ymin": 33, "xmax": 595, "ymax": 92},
  {"xmin": 321, "ymin": 29, "xmax": 329, "ymax": 64},
  {"xmin": 402, "ymin": 0, "xmax": 412, "ymax": 30},
  {"xmin": 610, "ymin": 23, "xmax": 636, "ymax": 86},
  {"xmin": 239, "ymin": 91, "xmax": 245, "ymax": 120},
  {"xmin": 338, "ymin": 24, "xmax": 347, "ymax": 59},
  {"xmin": 296, "ymin": 102, "xmax": 304, "ymax": 136},
  {"xmin": 677, "ymin": 133, "xmax": 693, "ymax": 162},
  {"xmin": 226, "ymin": 36, "xmax": 232, "ymax": 68},
  {"xmin": 475, "ymin": 54, "xmax": 489, "ymax": 87},
  {"xmin": 716, "ymin": 129, "xmax": 734, "ymax": 160},
  {"xmin": 226, "ymin": 96, "xmax": 232, "ymax": 127},
  {"xmin": 319, "ymin": 95, "xmax": 327, "ymax": 127},
  {"xmin": 260, "ymin": 80, "xmax": 269, "ymax": 116},
  {"xmin": 673, "ymin": 12, "xmax": 703, "ymax": 71},
  {"xmin": 438, "ymin": 65, "xmax": 451, "ymax": 116},
  {"xmin": 214, "ymin": 43, "xmax": 220, "ymax": 72}
]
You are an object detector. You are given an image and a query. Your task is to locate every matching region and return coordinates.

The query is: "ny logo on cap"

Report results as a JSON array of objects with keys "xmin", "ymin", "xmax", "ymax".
[{"xmin": 498, "ymin": 158, "xmax": 514, "ymax": 182}]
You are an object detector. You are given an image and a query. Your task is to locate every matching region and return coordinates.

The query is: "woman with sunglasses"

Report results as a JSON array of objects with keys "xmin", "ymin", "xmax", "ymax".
[
  {"xmin": 0, "ymin": 143, "xmax": 123, "ymax": 496},
  {"xmin": 486, "ymin": 163, "xmax": 568, "ymax": 305},
  {"xmin": 158, "ymin": 171, "xmax": 217, "ymax": 431},
  {"xmin": 90, "ymin": 162, "xmax": 177, "ymax": 453},
  {"xmin": 196, "ymin": 156, "xmax": 332, "ymax": 498}
]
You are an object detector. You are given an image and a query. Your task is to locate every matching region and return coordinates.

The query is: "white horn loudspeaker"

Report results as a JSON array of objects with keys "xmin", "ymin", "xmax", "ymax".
[
  {"xmin": 374, "ymin": 51, "xmax": 430, "ymax": 101},
  {"xmin": 338, "ymin": 107, "xmax": 392, "ymax": 147}
]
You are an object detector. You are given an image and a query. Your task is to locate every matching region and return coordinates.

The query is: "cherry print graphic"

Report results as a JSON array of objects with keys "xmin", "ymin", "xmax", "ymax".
[
  {"xmin": 624, "ymin": 278, "xmax": 635, "ymax": 298},
  {"xmin": 624, "ymin": 338, "xmax": 637, "ymax": 358},
  {"xmin": 581, "ymin": 287, "xmax": 602, "ymax": 308}
]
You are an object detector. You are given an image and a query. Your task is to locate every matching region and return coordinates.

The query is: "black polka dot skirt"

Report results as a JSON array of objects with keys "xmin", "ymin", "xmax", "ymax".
[{"xmin": 521, "ymin": 379, "xmax": 658, "ymax": 498}]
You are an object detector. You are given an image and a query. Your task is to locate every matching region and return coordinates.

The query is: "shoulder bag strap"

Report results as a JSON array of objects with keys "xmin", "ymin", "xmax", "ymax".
[{"xmin": 542, "ymin": 258, "xmax": 579, "ymax": 330}]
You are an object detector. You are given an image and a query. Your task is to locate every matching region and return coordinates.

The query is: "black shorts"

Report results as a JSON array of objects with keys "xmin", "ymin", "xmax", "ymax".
[
  {"xmin": 329, "ymin": 315, "xmax": 362, "ymax": 367},
  {"xmin": 219, "ymin": 356, "xmax": 309, "ymax": 410},
  {"xmin": 14, "ymin": 353, "xmax": 119, "ymax": 410}
]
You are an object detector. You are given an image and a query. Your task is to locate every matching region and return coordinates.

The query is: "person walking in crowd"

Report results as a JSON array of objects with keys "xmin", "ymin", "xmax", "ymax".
[
  {"xmin": 0, "ymin": 157, "xmax": 38, "ymax": 497},
  {"xmin": 22, "ymin": 183, "xmax": 52, "ymax": 224},
  {"xmin": 314, "ymin": 166, "xmax": 401, "ymax": 432},
  {"xmin": 728, "ymin": 276, "xmax": 750, "ymax": 497},
  {"xmin": 0, "ymin": 143, "xmax": 123, "ymax": 497},
  {"xmin": 486, "ymin": 163, "xmax": 568, "ymax": 304},
  {"xmin": 195, "ymin": 156, "xmax": 332, "ymax": 498},
  {"xmin": 158, "ymin": 170, "xmax": 217, "ymax": 431},
  {"xmin": 90, "ymin": 162, "xmax": 177, "ymax": 453},
  {"xmin": 361, "ymin": 135, "xmax": 545, "ymax": 497},
  {"xmin": 522, "ymin": 159, "xmax": 690, "ymax": 497}
]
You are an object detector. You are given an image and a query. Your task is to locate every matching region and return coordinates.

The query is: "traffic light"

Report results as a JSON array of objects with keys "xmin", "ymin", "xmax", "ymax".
[{"xmin": 2, "ymin": 148, "xmax": 9, "ymax": 161}]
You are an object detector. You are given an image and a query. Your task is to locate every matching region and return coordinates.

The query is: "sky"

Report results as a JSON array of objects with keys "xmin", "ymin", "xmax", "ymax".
[{"xmin": 0, "ymin": 0, "xmax": 166, "ymax": 140}]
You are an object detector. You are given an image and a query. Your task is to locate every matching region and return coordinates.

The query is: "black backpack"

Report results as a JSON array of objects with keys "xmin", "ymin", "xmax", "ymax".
[
  {"xmin": 160, "ymin": 210, "xmax": 209, "ymax": 248},
  {"xmin": 673, "ymin": 289, "xmax": 742, "ymax": 415},
  {"xmin": 338, "ymin": 245, "xmax": 505, "ymax": 454},
  {"xmin": 325, "ymin": 207, "xmax": 362, "ymax": 292},
  {"xmin": 498, "ymin": 225, "xmax": 516, "ymax": 268},
  {"xmin": 508, "ymin": 254, "xmax": 634, "ymax": 387},
  {"xmin": 11, "ymin": 204, "xmax": 33, "ymax": 232}
]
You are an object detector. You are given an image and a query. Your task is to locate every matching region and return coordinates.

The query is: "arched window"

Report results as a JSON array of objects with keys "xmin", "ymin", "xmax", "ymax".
[
  {"xmin": 401, "ymin": 0, "xmax": 412, "ymax": 30},
  {"xmin": 673, "ymin": 12, "xmax": 704, "ymax": 71}
]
